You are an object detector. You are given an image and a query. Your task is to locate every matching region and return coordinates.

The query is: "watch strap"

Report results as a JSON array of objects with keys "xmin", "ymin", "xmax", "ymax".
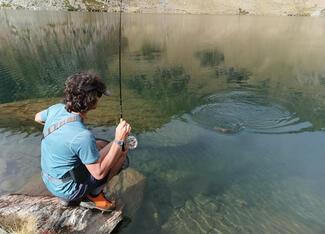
[
  {"xmin": 114, "ymin": 139, "xmax": 126, "ymax": 152},
  {"xmin": 114, "ymin": 139, "xmax": 124, "ymax": 147}
]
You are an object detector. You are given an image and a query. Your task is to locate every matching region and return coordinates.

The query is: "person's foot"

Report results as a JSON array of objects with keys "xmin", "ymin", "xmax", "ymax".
[{"xmin": 80, "ymin": 191, "xmax": 116, "ymax": 212}]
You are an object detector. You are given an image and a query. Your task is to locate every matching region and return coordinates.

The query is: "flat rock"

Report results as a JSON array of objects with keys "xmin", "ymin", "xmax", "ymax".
[
  {"xmin": 0, "ymin": 168, "xmax": 146, "ymax": 233},
  {"xmin": 0, "ymin": 194, "xmax": 122, "ymax": 233}
]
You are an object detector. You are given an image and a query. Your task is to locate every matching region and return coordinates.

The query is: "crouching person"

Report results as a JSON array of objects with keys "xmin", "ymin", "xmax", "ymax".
[{"xmin": 34, "ymin": 71, "xmax": 131, "ymax": 211}]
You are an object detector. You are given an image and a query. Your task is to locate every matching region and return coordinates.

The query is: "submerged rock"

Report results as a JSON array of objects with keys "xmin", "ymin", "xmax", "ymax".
[
  {"xmin": 106, "ymin": 168, "xmax": 146, "ymax": 217},
  {"xmin": 0, "ymin": 168, "xmax": 146, "ymax": 233}
]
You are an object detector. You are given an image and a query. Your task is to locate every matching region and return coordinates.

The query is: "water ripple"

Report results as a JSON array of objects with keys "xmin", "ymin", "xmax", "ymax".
[{"xmin": 191, "ymin": 91, "xmax": 312, "ymax": 134}]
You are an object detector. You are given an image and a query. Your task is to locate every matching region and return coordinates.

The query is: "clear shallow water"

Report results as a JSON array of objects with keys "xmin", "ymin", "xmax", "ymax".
[{"xmin": 1, "ymin": 10, "xmax": 325, "ymax": 233}]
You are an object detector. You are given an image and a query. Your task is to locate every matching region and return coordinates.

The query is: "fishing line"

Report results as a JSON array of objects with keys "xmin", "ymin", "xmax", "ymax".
[{"xmin": 118, "ymin": 0, "xmax": 123, "ymax": 119}]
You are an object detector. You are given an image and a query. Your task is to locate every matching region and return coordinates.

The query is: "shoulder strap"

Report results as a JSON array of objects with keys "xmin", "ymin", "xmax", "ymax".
[{"xmin": 43, "ymin": 115, "xmax": 81, "ymax": 139}]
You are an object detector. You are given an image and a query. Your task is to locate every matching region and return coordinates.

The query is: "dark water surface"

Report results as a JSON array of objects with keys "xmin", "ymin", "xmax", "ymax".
[{"xmin": 1, "ymin": 10, "xmax": 325, "ymax": 233}]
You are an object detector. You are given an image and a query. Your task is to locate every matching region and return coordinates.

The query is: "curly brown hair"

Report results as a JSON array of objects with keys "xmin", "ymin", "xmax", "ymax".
[{"xmin": 63, "ymin": 71, "xmax": 107, "ymax": 113}]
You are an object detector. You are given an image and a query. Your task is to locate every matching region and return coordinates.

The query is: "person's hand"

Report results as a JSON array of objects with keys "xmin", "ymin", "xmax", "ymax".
[{"xmin": 115, "ymin": 119, "xmax": 132, "ymax": 141}]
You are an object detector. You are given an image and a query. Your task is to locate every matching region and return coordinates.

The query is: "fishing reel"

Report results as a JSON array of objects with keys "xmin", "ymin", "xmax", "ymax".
[{"xmin": 125, "ymin": 135, "xmax": 138, "ymax": 150}]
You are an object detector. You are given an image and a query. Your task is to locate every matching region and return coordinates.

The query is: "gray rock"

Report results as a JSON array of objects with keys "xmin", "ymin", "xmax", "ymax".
[
  {"xmin": 1, "ymin": 168, "xmax": 146, "ymax": 233},
  {"xmin": 0, "ymin": 194, "xmax": 122, "ymax": 233},
  {"xmin": 106, "ymin": 168, "xmax": 146, "ymax": 217}
]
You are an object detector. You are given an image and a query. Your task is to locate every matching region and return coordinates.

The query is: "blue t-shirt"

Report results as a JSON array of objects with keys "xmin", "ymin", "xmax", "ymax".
[{"xmin": 40, "ymin": 103, "xmax": 99, "ymax": 199}]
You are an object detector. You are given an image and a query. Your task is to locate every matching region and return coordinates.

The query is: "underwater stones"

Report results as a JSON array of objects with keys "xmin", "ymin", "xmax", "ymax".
[
  {"xmin": 170, "ymin": 192, "xmax": 186, "ymax": 209},
  {"xmin": 234, "ymin": 198, "xmax": 249, "ymax": 208},
  {"xmin": 162, "ymin": 195, "xmax": 222, "ymax": 234},
  {"xmin": 106, "ymin": 168, "xmax": 146, "ymax": 217}
]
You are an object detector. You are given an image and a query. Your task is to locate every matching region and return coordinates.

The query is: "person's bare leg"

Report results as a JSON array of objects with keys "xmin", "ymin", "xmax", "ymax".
[
  {"xmin": 96, "ymin": 139, "xmax": 109, "ymax": 150},
  {"xmin": 89, "ymin": 140, "xmax": 126, "ymax": 196},
  {"xmin": 98, "ymin": 141, "xmax": 113, "ymax": 159},
  {"xmin": 97, "ymin": 140, "xmax": 128, "ymax": 179},
  {"xmin": 107, "ymin": 151, "xmax": 128, "ymax": 180}
]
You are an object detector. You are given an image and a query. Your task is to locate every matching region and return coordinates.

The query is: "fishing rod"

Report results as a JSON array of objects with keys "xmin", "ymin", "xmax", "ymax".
[
  {"xmin": 118, "ymin": 0, "xmax": 123, "ymax": 119},
  {"xmin": 118, "ymin": 0, "xmax": 138, "ymax": 150}
]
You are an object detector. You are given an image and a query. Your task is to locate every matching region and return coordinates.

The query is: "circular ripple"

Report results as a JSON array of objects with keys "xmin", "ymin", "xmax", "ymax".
[{"xmin": 191, "ymin": 91, "xmax": 312, "ymax": 134}]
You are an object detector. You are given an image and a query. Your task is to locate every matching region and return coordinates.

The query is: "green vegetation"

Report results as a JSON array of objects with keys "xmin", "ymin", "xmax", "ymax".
[
  {"xmin": 0, "ymin": 3, "xmax": 12, "ymax": 8},
  {"xmin": 195, "ymin": 49, "xmax": 224, "ymax": 67},
  {"xmin": 126, "ymin": 66, "xmax": 200, "ymax": 116},
  {"xmin": 63, "ymin": 0, "xmax": 78, "ymax": 11},
  {"xmin": 0, "ymin": 16, "xmax": 125, "ymax": 104},
  {"xmin": 0, "ymin": 90, "xmax": 172, "ymax": 134},
  {"xmin": 238, "ymin": 8, "xmax": 249, "ymax": 15},
  {"xmin": 84, "ymin": 0, "xmax": 108, "ymax": 12},
  {"xmin": 138, "ymin": 41, "xmax": 163, "ymax": 60},
  {"xmin": 0, "ymin": 214, "xmax": 36, "ymax": 234}
]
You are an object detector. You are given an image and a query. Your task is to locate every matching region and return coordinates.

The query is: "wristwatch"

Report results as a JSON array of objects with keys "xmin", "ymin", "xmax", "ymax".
[{"xmin": 114, "ymin": 139, "xmax": 125, "ymax": 151}]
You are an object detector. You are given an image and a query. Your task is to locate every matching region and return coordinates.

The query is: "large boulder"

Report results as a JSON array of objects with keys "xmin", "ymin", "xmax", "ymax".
[
  {"xmin": 106, "ymin": 168, "xmax": 146, "ymax": 217},
  {"xmin": 0, "ymin": 168, "xmax": 146, "ymax": 233},
  {"xmin": 0, "ymin": 194, "xmax": 123, "ymax": 233}
]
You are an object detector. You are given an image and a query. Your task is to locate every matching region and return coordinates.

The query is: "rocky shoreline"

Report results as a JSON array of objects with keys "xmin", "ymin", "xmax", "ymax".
[
  {"xmin": 0, "ymin": 0, "xmax": 325, "ymax": 16},
  {"xmin": 0, "ymin": 168, "xmax": 146, "ymax": 233}
]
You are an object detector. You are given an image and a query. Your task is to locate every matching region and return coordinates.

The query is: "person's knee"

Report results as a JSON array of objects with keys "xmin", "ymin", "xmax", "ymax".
[{"xmin": 96, "ymin": 139, "xmax": 109, "ymax": 150}]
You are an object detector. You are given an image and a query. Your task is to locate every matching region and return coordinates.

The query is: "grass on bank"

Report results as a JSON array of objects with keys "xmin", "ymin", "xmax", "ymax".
[{"xmin": 0, "ymin": 214, "xmax": 37, "ymax": 234}]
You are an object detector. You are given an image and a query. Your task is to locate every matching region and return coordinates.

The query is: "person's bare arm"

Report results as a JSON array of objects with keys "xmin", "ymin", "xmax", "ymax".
[
  {"xmin": 85, "ymin": 120, "xmax": 131, "ymax": 180},
  {"xmin": 34, "ymin": 112, "xmax": 45, "ymax": 125}
]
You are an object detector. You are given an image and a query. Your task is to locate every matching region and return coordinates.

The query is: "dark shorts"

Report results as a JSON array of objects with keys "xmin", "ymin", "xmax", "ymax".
[
  {"xmin": 65, "ymin": 155, "xmax": 129, "ymax": 202},
  {"xmin": 65, "ymin": 175, "xmax": 108, "ymax": 202}
]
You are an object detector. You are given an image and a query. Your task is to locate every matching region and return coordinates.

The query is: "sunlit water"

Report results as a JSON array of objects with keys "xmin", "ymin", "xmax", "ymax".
[{"xmin": 1, "ymin": 10, "xmax": 325, "ymax": 233}]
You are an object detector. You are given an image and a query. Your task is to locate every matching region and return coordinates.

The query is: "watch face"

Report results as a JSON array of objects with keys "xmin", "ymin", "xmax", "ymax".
[{"xmin": 114, "ymin": 140, "xmax": 124, "ymax": 146}]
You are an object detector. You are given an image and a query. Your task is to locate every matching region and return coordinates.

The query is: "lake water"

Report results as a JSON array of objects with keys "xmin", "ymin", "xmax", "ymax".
[{"xmin": 1, "ymin": 10, "xmax": 325, "ymax": 233}]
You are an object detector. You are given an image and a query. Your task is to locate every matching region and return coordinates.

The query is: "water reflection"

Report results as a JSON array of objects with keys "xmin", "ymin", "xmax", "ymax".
[
  {"xmin": 1, "ymin": 12, "xmax": 325, "ymax": 132},
  {"xmin": 0, "ymin": 11, "xmax": 128, "ymax": 103},
  {"xmin": 132, "ymin": 41, "xmax": 163, "ymax": 61},
  {"xmin": 1, "ymin": 11, "xmax": 325, "ymax": 234},
  {"xmin": 195, "ymin": 49, "xmax": 224, "ymax": 67}
]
